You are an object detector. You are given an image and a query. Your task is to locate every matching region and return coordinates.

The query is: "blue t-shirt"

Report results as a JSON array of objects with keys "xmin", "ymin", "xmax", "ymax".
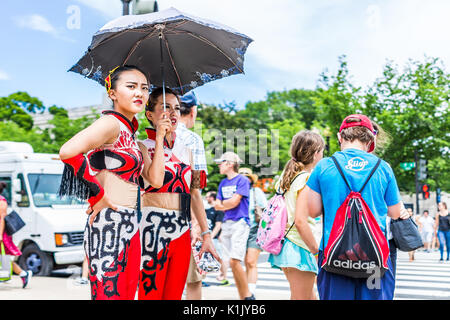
[
  {"xmin": 306, "ymin": 148, "xmax": 401, "ymax": 249},
  {"xmin": 217, "ymin": 174, "xmax": 250, "ymax": 224}
]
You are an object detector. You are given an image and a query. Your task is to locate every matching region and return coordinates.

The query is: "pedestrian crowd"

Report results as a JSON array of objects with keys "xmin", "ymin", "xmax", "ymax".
[{"xmin": 1, "ymin": 65, "xmax": 449, "ymax": 301}]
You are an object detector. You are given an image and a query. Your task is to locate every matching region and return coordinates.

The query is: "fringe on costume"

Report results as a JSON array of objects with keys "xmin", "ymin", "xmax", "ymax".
[
  {"xmin": 58, "ymin": 164, "xmax": 94, "ymax": 200},
  {"xmin": 180, "ymin": 193, "xmax": 191, "ymax": 222}
]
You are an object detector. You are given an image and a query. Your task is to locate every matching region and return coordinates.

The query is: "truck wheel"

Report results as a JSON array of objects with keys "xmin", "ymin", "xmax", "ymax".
[{"xmin": 18, "ymin": 243, "xmax": 54, "ymax": 276}]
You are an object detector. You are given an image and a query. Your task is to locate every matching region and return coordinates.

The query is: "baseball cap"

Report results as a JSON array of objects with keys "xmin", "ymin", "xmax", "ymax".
[
  {"xmin": 238, "ymin": 167, "xmax": 258, "ymax": 183},
  {"xmin": 214, "ymin": 152, "xmax": 242, "ymax": 164},
  {"xmin": 339, "ymin": 114, "xmax": 375, "ymax": 133},
  {"xmin": 180, "ymin": 91, "xmax": 198, "ymax": 108},
  {"xmin": 339, "ymin": 114, "xmax": 376, "ymax": 152}
]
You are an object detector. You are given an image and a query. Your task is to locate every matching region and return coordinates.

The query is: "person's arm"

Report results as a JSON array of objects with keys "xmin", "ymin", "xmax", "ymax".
[
  {"xmin": 294, "ymin": 187, "xmax": 319, "ymax": 255},
  {"xmin": 59, "ymin": 116, "xmax": 120, "ymax": 225},
  {"xmin": 138, "ymin": 112, "xmax": 171, "ymax": 189},
  {"xmin": 191, "ymin": 188, "xmax": 220, "ymax": 261},
  {"xmin": 0, "ymin": 201, "xmax": 6, "ymax": 242},
  {"xmin": 214, "ymin": 193, "xmax": 242, "ymax": 211},
  {"xmin": 188, "ymin": 148, "xmax": 219, "ymax": 261},
  {"xmin": 434, "ymin": 214, "xmax": 440, "ymax": 234},
  {"xmin": 387, "ymin": 203, "xmax": 401, "ymax": 220},
  {"xmin": 384, "ymin": 165, "xmax": 401, "ymax": 220},
  {"xmin": 211, "ymin": 221, "xmax": 222, "ymax": 239},
  {"xmin": 306, "ymin": 186, "xmax": 323, "ymax": 218}
]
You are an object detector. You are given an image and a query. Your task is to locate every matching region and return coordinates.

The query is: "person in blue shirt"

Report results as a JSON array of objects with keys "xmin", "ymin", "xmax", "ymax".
[{"xmin": 305, "ymin": 114, "xmax": 401, "ymax": 300}]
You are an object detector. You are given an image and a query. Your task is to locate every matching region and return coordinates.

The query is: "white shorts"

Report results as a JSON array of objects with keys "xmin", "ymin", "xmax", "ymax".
[
  {"xmin": 422, "ymin": 231, "xmax": 433, "ymax": 243},
  {"xmin": 219, "ymin": 219, "xmax": 250, "ymax": 262}
]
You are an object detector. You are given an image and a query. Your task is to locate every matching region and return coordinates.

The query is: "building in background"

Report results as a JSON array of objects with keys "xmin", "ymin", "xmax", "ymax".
[{"xmin": 32, "ymin": 93, "xmax": 113, "ymax": 130}]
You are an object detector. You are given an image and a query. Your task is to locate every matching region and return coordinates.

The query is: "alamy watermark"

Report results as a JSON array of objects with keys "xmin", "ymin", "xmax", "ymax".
[{"xmin": 66, "ymin": 5, "xmax": 81, "ymax": 30}]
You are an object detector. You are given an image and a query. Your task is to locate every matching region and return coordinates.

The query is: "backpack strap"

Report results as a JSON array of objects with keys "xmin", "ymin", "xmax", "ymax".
[
  {"xmin": 358, "ymin": 158, "xmax": 382, "ymax": 193},
  {"xmin": 331, "ymin": 156, "xmax": 382, "ymax": 193},
  {"xmin": 279, "ymin": 171, "xmax": 305, "ymax": 196},
  {"xmin": 282, "ymin": 172, "xmax": 308, "ymax": 239},
  {"xmin": 331, "ymin": 156, "xmax": 352, "ymax": 191}
]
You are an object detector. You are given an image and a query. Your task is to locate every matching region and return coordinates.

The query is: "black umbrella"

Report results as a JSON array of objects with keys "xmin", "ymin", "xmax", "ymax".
[{"xmin": 70, "ymin": 7, "xmax": 253, "ymax": 108}]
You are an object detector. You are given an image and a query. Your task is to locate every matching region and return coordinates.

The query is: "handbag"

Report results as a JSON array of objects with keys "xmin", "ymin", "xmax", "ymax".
[
  {"xmin": 390, "ymin": 217, "xmax": 423, "ymax": 252},
  {"xmin": 4, "ymin": 210, "xmax": 26, "ymax": 235},
  {"xmin": 192, "ymin": 240, "xmax": 221, "ymax": 274},
  {"xmin": 0, "ymin": 242, "xmax": 12, "ymax": 282}
]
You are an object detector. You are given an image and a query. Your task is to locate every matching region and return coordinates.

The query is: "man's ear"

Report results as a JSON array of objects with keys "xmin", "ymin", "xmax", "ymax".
[{"xmin": 337, "ymin": 132, "xmax": 342, "ymax": 144}]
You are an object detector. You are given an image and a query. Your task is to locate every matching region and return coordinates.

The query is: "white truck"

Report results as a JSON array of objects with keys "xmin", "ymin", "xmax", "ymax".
[{"xmin": 0, "ymin": 141, "xmax": 86, "ymax": 276}]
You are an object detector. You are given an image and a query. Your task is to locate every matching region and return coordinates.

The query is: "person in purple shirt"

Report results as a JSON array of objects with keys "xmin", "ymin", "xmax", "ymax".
[{"xmin": 213, "ymin": 152, "xmax": 254, "ymax": 300}]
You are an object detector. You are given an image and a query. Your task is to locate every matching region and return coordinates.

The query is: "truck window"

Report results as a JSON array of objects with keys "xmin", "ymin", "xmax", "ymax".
[
  {"xmin": 0, "ymin": 177, "xmax": 12, "ymax": 205},
  {"xmin": 28, "ymin": 173, "xmax": 84, "ymax": 207},
  {"xmin": 17, "ymin": 173, "xmax": 30, "ymax": 207}
]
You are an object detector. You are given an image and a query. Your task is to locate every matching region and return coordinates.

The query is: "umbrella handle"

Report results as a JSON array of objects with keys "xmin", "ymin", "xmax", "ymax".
[{"xmin": 158, "ymin": 25, "xmax": 166, "ymax": 113}]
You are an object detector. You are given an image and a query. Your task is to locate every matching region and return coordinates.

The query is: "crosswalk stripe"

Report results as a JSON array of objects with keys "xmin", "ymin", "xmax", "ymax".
[
  {"xmin": 394, "ymin": 252, "xmax": 450, "ymax": 300},
  {"xmin": 203, "ymin": 252, "xmax": 450, "ymax": 299}
]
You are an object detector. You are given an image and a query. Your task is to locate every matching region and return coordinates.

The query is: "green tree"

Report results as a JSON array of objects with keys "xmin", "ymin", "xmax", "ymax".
[{"xmin": 0, "ymin": 91, "xmax": 45, "ymax": 130}]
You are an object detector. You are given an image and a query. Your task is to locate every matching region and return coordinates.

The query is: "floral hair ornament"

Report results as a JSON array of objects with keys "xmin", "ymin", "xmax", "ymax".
[{"xmin": 104, "ymin": 65, "xmax": 120, "ymax": 94}]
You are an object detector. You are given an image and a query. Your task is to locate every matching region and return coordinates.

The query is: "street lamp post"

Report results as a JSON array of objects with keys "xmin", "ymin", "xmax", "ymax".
[{"xmin": 122, "ymin": 0, "xmax": 132, "ymax": 15}]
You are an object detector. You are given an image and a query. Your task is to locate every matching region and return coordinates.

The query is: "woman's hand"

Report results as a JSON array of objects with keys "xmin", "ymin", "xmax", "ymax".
[
  {"xmin": 199, "ymin": 234, "xmax": 221, "ymax": 263},
  {"xmin": 86, "ymin": 195, "xmax": 118, "ymax": 226},
  {"xmin": 154, "ymin": 111, "xmax": 172, "ymax": 140}
]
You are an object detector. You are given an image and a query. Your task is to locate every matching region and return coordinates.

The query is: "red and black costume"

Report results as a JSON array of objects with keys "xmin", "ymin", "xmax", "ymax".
[
  {"xmin": 138, "ymin": 128, "xmax": 203, "ymax": 300},
  {"xmin": 59, "ymin": 111, "xmax": 143, "ymax": 300}
]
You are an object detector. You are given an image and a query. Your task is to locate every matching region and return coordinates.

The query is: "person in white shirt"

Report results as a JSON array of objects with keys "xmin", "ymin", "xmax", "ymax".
[
  {"xmin": 176, "ymin": 91, "xmax": 210, "ymax": 300},
  {"xmin": 419, "ymin": 210, "xmax": 435, "ymax": 252}
]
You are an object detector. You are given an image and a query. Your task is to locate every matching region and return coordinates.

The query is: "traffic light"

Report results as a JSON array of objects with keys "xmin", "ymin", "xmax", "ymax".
[
  {"xmin": 422, "ymin": 184, "xmax": 430, "ymax": 200},
  {"xmin": 418, "ymin": 159, "xmax": 427, "ymax": 181}
]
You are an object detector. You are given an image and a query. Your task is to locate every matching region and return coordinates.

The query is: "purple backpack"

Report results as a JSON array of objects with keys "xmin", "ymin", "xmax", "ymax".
[{"xmin": 256, "ymin": 173, "xmax": 304, "ymax": 255}]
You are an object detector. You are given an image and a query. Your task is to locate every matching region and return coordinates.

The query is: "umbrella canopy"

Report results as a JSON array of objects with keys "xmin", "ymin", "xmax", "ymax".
[{"xmin": 69, "ymin": 7, "xmax": 253, "ymax": 95}]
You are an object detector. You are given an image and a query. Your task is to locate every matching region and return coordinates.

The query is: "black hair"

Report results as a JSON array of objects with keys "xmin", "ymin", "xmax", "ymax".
[
  {"xmin": 206, "ymin": 191, "xmax": 217, "ymax": 200},
  {"xmin": 146, "ymin": 87, "xmax": 180, "ymax": 112},
  {"xmin": 180, "ymin": 102, "xmax": 194, "ymax": 116},
  {"xmin": 109, "ymin": 65, "xmax": 149, "ymax": 91}
]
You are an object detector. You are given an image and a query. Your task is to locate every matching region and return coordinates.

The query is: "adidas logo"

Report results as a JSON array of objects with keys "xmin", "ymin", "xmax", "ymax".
[
  {"xmin": 332, "ymin": 259, "xmax": 376, "ymax": 270},
  {"xmin": 332, "ymin": 243, "xmax": 376, "ymax": 270}
]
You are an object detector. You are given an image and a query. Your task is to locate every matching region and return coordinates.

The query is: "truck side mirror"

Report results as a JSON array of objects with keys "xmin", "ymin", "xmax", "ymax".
[{"xmin": 12, "ymin": 178, "xmax": 22, "ymax": 203}]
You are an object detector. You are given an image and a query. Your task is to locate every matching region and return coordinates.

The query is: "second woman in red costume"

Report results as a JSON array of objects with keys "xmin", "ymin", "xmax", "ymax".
[{"xmin": 137, "ymin": 87, "xmax": 219, "ymax": 300}]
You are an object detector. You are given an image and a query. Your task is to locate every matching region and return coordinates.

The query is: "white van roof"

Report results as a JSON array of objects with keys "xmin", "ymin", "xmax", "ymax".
[
  {"xmin": 0, "ymin": 141, "xmax": 61, "ymax": 166},
  {"xmin": 0, "ymin": 141, "xmax": 34, "ymax": 153}
]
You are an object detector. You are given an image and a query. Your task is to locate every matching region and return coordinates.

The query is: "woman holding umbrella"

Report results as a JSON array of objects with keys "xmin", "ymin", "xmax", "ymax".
[
  {"xmin": 137, "ymin": 87, "xmax": 218, "ymax": 300},
  {"xmin": 58, "ymin": 65, "xmax": 170, "ymax": 300}
]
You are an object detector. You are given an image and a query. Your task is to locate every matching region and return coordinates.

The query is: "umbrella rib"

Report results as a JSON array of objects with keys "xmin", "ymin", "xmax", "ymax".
[
  {"xmin": 183, "ymin": 31, "xmax": 244, "ymax": 74},
  {"xmin": 162, "ymin": 34, "xmax": 184, "ymax": 95},
  {"xmin": 123, "ymin": 29, "xmax": 160, "ymax": 65}
]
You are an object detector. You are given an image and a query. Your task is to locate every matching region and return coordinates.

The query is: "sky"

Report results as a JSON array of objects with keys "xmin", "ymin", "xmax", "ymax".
[{"xmin": 0, "ymin": 0, "xmax": 449, "ymax": 111}]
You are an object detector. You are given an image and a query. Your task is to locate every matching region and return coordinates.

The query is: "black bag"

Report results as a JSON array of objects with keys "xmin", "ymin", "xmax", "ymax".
[
  {"xmin": 4, "ymin": 210, "xmax": 26, "ymax": 235},
  {"xmin": 390, "ymin": 217, "xmax": 423, "ymax": 252}
]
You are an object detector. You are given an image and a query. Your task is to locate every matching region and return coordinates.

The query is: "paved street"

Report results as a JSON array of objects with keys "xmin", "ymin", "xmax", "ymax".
[{"xmin": 0, "ymin": 250, "xmax": 449, "ymax": 300}]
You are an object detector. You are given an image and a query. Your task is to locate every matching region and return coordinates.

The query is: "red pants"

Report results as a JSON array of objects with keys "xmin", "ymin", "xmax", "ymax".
[
  {"xmin": 138, "ymin": 230, "xmax": 191, "ymax": 300},
  {"xmin": 84, "ymin": 207, "xmax": 141, "ymax": 300}
]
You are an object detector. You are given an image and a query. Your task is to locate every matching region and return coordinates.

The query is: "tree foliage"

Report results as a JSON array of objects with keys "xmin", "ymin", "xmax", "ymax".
[{"xmin": 0, "ymin": 56, "xmax": 448, "ymax": 193}]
